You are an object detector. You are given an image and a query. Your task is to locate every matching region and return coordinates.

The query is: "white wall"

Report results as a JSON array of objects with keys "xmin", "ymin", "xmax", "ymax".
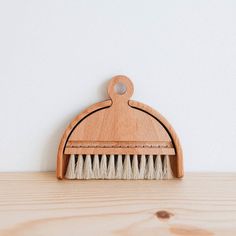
[{"xmin": 0, "ymin": 0, "xmax": 235, "ymax": 172}]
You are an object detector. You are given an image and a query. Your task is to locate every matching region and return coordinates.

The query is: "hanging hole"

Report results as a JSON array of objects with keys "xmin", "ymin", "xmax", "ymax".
[
  {"xmin": 107, "ymin": 75, "xmax": 134, "ymax": 100},
  {"xmin": 114, "ymin": 82, "xmax": 127, "ymax": 95}
]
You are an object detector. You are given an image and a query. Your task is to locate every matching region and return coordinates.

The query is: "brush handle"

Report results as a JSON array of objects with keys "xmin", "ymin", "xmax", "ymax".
[{"xmin": 107, "ymin": 75, "xmax": 134, "ymax": 103}]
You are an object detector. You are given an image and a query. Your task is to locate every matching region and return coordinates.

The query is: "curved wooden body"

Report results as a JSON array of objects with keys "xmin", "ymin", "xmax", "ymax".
[{"xmin": 57, "ymin": 76, "xmax": 183, "ymax": 179}]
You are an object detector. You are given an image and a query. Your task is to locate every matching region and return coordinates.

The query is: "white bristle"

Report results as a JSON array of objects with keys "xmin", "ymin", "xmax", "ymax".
[
  {"xmin": 116, "ymin": 154, "xmax": 123, "ymax": 179},
  {"xmin": 83, "ymin": 154, "xmax": 93, "ymax": 179},
  {"xmin": 107, "ymin": 154, "xmax": 115, "ymax": 179},
  {"xmin": 132, "ymin": 155, "xmax": 139, "ymax": 179},
  {"xmin": 100, "ymin": 154, "xmax": 107, "ymax": 179},
  {"xmin": 154, "ymin": 155, "xmax": 163, "ymax": 179},
  {"xmin": 139, "ymin": 154, "xmax": 146, "ymax": 179},
  {"xmin": 93, "ymin": 154, "xmax": 100, "ymax": 179},
  {"xmin": 75, "ymin": 154, "xmax": 84, "ymax": 179},
  {"xmin": 65, "ymin": 154, "xmax": 76, "ymax": 179},
  {"xmin": 145, "ymin": 155, "xmax": 155, "ymax": 179},
  {"xmin": 163, "ymin": 155, "xmax": 173, "ymax": 179},
  {"xmin": 66, "ymin": 153, "xmax": 174, "ymax": 180},
  {"xmin": 123, "ymin": 154, "xmax": 132, "ymax": 179}
]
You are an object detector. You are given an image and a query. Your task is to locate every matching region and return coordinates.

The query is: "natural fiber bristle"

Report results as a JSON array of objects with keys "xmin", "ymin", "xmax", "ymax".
[{"xmin": 65, "ymin": 154, "xmax": 174, "ymax": 180}]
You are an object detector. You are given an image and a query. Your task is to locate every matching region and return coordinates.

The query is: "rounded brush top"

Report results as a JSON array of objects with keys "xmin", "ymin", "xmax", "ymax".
[{"xmin": 107, "ymin": 75, "xmax": 134, "ymax": 103}]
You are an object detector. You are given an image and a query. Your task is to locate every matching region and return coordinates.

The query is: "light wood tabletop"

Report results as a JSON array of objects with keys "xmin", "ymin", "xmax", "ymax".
[{"xmin": 0, "ymin": 172, "xmax": 235, "ymax": 236}]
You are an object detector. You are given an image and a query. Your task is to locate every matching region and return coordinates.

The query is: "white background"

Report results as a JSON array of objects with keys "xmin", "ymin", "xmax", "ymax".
[{"xmin": 0, "ymin": 0, "xmax": 235, "ymax": 172}]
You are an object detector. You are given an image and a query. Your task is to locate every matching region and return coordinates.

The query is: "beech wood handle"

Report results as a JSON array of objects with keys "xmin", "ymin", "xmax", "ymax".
[{"xmin": 107, "ymin": 75, "xmax": 134, "ymax": 103}]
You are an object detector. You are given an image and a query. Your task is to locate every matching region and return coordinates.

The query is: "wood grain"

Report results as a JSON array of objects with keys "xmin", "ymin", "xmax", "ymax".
[{"xmin": 0, "ymin": 172, "xmax": 236, "ymax": 236}]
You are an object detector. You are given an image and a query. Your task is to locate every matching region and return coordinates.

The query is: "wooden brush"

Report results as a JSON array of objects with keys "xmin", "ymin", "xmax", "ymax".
[{"xmin": 57, "ymin": 75, "xmax": 183, "ymax": 180}]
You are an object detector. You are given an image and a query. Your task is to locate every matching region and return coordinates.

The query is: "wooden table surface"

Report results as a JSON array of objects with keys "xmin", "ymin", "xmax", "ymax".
[{"xmin": 0, "ymin": 172, "xmax": 235, "ymax": 236}]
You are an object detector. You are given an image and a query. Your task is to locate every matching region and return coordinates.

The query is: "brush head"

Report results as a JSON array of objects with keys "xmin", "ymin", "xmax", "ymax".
[
  {"xmin": 65, "ymin": 154, "xmax": 174, "ymax": 180},
  {"xmin": 57, "ymin": 75, "xmax": 183, "ymax": 179}
]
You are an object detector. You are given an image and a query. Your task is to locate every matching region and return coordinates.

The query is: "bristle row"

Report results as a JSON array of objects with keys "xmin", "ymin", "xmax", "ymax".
[{"xmin": 65, "ymin": 154, "xmax": 174, "ymax": 180}]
